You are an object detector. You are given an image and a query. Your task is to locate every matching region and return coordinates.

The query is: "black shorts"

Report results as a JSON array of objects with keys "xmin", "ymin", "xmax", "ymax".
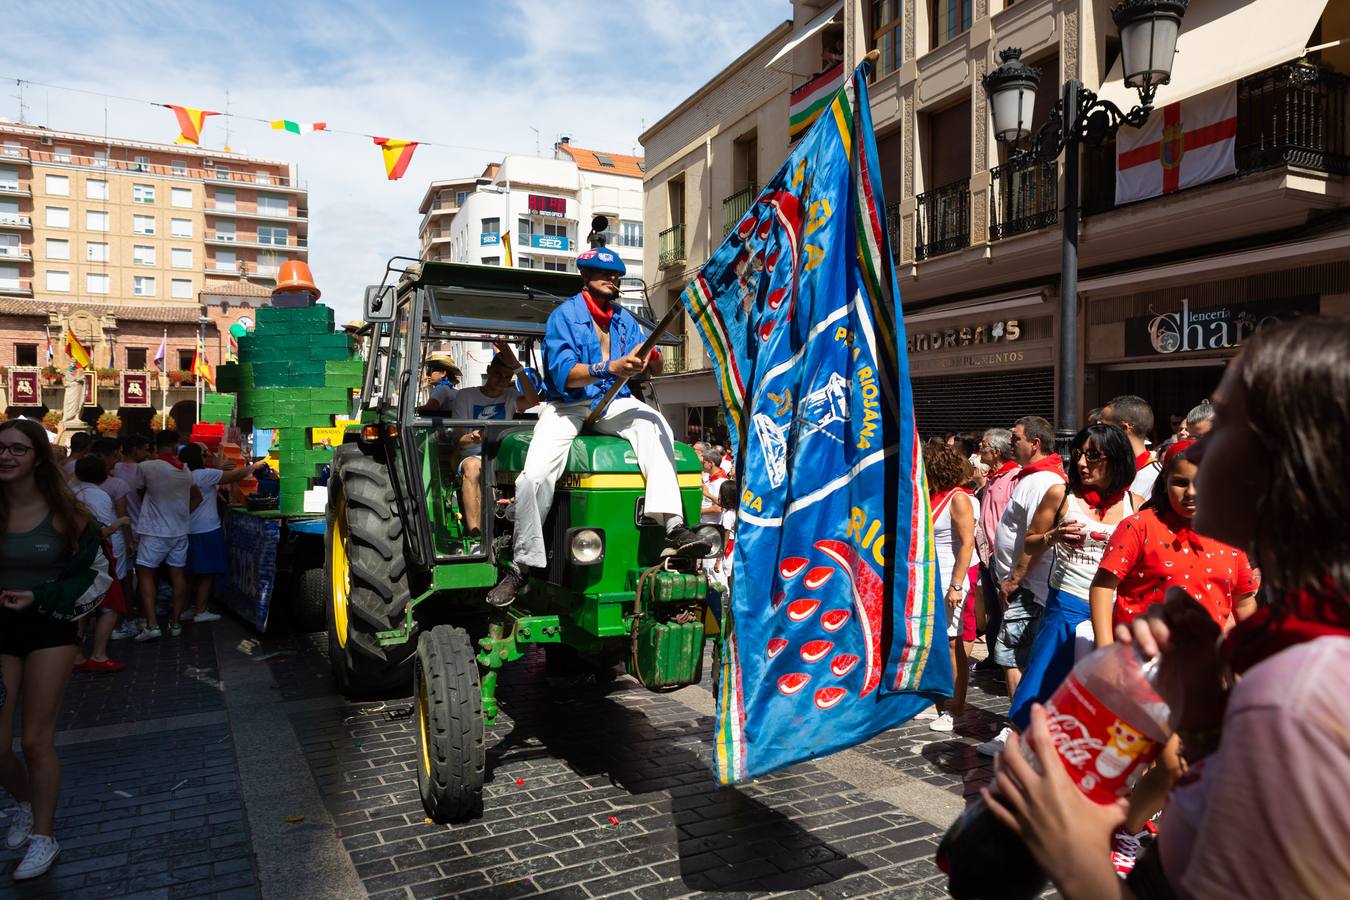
[{"xmin": 0, "ymin": 606, "xmax": 80, "ymax": 658}]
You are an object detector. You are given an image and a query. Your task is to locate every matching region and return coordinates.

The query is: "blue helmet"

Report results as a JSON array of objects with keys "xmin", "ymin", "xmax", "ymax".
[{"xmin": 576, "ymin": 246, "xmax": 626, "ymax": 276}]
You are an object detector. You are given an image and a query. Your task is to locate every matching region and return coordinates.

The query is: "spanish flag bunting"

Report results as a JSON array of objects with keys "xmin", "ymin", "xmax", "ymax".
[
  {"xmin": 272, "ymin": 119, "xmax": 327, "ymax": 135},
  {"xmin": 164, "ymin": 105, "xmax": 220, "ymax": 146},
  {"xmin": 192, "ymin": 338, "xmax": 216, "ymax": 388},
  {"xmin": 373, "ymin": 137, "xmax": 419, "ymax": 180},
  {"xmin": 64, "ymin": 326, "xmax": 92, "ymax": 370}
]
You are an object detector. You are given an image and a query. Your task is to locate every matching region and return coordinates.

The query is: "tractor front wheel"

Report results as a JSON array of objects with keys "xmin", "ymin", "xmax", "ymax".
[{"xmin": 415, "ymin": 625, "xmax": 485, "ymax": 822}]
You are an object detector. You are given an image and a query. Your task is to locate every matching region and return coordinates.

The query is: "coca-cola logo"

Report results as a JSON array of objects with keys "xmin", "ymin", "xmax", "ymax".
[{"xmin": 1046, "ymin": 712, "xmax": 1106, "ymax": 768}]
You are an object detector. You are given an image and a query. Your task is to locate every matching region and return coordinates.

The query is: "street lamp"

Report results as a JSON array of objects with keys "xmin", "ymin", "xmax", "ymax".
[{"xmin": 983, "ymin": 0, "xmax": 1187, "ymax": 453}]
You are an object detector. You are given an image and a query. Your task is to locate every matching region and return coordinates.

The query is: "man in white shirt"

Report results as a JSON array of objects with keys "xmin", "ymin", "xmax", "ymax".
[
  {"xmin": 983, "ymin": 415, "xmax": 1066, "ymax": 756},
  {"xmin": 134, "ymin": 430, "xmax": 201, "ymax": 641},
  {"xmin": 1102, "ymin": 393, "xmax": 1161, "ymax": 499},
  {"xmin": 451, "ymin": 343, "xmax": 537, "ymax": 540}
]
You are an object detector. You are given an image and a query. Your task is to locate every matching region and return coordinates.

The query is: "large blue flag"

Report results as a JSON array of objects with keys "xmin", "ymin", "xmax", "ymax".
[{"xmin": 682, "ymin": 60, "xmax": 952, "ymax": 783}]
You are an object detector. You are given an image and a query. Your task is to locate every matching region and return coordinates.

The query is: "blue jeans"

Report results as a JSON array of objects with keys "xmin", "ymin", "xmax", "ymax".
[{"xmin": 1008, "ymin": 586, "xmax": 1090, "ymax": 729}]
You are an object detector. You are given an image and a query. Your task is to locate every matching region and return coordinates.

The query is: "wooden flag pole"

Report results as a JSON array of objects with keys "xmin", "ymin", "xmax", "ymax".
[{"xmin": 582, "ymin": 300, "xmax": 685, "ymax": 430}]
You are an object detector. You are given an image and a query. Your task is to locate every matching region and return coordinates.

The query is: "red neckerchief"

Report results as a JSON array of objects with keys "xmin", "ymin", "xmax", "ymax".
[
  {"xmin": 989, "ymin": 460, "xmax": 1019, "ymax": 481},
  {"xmin": 1222, "ymin": 582, "xmax": 1350, "ymax": 676},
  {"xmin": 930, "ymin": 486, "xmax": 974, "ymax": 520},
  {"xmin": 1078, "ymin": 487, "xmax": 1127, "ymax": 517},
  {"xmin": 582, "ymin": 290, "xmax": 614, "ymax": 330},
  {"xmin": 1156, "ymin": 504, "xmax": 1205, "ymax": 552},
  {"xmin": 1013, "ymin": 454, "xmax": 1066, "ymax": 484},
  {"xmin": 1135, "ymin": 450, "xmax": 1154, "ymax": 471},
  {"xmin": 157, "ymin": 452, "xmax": 185, "ymax": 470}
]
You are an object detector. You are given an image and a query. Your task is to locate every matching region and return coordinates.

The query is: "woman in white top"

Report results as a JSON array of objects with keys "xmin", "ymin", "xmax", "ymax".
[
  {"xmin": 1007, "ymin": 424, "xmax": 1137, "ymax": 730},
  {"xmin": 923, "ymin": 443, "xmax": 980, "ymax": 732}
]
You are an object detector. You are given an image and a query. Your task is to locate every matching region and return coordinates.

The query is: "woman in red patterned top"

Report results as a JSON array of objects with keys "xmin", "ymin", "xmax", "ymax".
[{"xmin": 1089, "ymin": 440, "xmax": 1259, "ymax": 646}]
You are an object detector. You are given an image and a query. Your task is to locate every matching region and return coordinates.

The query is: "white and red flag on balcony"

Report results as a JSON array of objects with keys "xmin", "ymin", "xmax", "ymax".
[{"xmin": 1115, "ymin": 83, "xmax": 1237, "ymax": 205}]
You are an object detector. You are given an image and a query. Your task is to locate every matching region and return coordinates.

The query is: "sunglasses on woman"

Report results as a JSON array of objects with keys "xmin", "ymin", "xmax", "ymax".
[{"xmin": 1070, "ymin": 448, "xmax": 1106, "ymax": 464}]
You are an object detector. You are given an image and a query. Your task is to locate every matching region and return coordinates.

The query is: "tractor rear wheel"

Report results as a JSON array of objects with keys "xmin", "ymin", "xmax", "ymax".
[
  {"xmin": 325, "ymin": 446, "xmax": 416, "ymax": 696},
  {"xmin": 295, "ymin": 566, "xmax": 326, "ymax": 633},
  {"xmin": 415, "ymin": 625, "xmax": 485, "ymax": 821}
]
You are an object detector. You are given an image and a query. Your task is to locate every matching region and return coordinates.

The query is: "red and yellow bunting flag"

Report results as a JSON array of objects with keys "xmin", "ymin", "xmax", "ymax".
[
  {"xmin": 372, "ymin": 137, "xmax": 419, "ymax": 180},
  {"xmin": 64, "ymin": 326, "xmax": 92, "ymax": 370},
  {"xmin": 165, "ymin": 105, "xmax": 220, "ymax": 145},
  {"xmin": 192, "ymin": 338, "xmax": 215, "ymax": 388}
]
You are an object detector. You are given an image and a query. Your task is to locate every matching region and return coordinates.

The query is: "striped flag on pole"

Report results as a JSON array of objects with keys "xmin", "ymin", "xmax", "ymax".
[
  {"xmin": 271, "ymin": 119, "xmax": 327, "ymax": 135},
  {"xmin": 788, "ymin": 64, "xmax": 844, "ymax": 143}
]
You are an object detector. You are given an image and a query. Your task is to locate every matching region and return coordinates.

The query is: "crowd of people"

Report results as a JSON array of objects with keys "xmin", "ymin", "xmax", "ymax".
[
  {"xmin": 0, "ymin": 423, "xmax": 254, "ymax": 880},
  {"xmin": 924, "ymin": 316, "xmax": 1350, "ymax": 898}
]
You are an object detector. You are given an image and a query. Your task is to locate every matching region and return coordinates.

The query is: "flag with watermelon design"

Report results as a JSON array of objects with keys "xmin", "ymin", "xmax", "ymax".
[{"xmin": 683, "ymin": 58, "xmax": 950, "ymax": 784}]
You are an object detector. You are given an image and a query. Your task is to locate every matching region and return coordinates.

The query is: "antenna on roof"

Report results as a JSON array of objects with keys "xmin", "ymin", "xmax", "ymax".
[
  {"xmin": 224, "ymin": 89, "xmax": 231, "ymax": 148},
  {"xmin": 12, "ymin": 79, "xmax": 28, "ymax": 125},
  {"xmin": 529, "ymin": 126, "xmax": 540, "ymax": 157}
]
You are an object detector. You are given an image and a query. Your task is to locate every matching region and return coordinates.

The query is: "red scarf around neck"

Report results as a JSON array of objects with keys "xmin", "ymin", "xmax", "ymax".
[
  {"xmin": 157, "ymin": 452, "xmax": 185, "ymax": 470},
  {"xmin": 1014, "ymin": 454, "xmax": 1066, "ymax": 484},
  {"xmin": 989, "ymin": 460, "xmax": 1019, "ymax": 481},
  {"xmin": 582, "ymin": 290, "xmax": 614, "ymax": 330},
  {"xmin": 1135, "ymin": 450, "xmax": 1154, "ymax": 471},
  {"xmin": 1223, "ymin": 582, "xmax": 1350, "ymax": 676},
  {"xmin": 1156, "ymin": 504, "xmax": 1204, "ymax": 552},
  {"xmin": 1078, "ymin": 487, "xmax": 1127, "ymax": 517}
]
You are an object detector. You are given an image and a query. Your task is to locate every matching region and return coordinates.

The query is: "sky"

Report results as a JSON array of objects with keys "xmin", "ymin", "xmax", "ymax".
[{"xmin": 7, "ymin": 0, "xmax": 791, "ymax": 321}]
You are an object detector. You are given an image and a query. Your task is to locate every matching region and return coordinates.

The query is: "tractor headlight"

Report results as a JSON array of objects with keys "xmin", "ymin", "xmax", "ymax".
[
  {"xmin": 568, "ymin": 528, "xmax": 605, "ymax": 565},
  {"xmin": 695, "ymin": 525, "xmax": 725, "ymax": 559}
]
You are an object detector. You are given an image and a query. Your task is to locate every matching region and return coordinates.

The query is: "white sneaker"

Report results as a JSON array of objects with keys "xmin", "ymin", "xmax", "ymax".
[
  {"xmin": 110, "ymin": 622, "xmax": 140, "ymax": 640},
  {"xmin": 1111, "ymin": 827, "xmax": 1145, "ymax": 878},
  {"xmin": 929, "ymin": 712, "xmax": 955, "ymax": 733},
  {"xmin": 915, "ymin": 706, "xmax": 940, "ymax": 720},
  {"xmin": 4, "ymin": 802, "xmax": 32, "ymax": 849},
  {"xmin": 13, "ymin": 834, "xmax": 58, "ymax": 880},
  {"xmin": 191, "ymin": 610, "xmax": 221, "ymax": 623},
  {"xmin": 134, "ymin": 626, "xmax": 161, "ymax": 643},
  {"xmin": 976, "ymin": 726, "xmax": 1013, "ymax": 756}
]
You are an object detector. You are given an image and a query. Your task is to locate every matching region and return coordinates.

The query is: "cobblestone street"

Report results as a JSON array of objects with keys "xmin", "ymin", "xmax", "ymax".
[{"xmin": 0, "ymin": 617, "xmax": 1013, "ymax": 899}]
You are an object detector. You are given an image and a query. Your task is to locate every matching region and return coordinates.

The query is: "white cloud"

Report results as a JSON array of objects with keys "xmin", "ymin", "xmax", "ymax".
[{"xmin": 7, "ymin": 0, "xmax": 789, "ymax": 321}]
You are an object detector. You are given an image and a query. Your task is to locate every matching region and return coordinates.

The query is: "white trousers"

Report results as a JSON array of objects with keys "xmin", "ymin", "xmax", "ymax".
[{"xmin": 512, "ymin": 396, "xmax": 682, "ymax": 569}]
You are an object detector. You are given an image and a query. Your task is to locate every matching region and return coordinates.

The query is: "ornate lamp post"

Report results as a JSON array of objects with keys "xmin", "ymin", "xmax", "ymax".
[{"xmin": 983, "ymin": 0, "xmax": 1187, "ymax": 452}]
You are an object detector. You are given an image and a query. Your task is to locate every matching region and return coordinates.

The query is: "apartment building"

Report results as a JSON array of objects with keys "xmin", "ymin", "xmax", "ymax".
[
  {"xmin": 418, "ymin": 171, "xmax": 487, "ymax": 262},
  {"xmin": 642, "ymin": 0, "xmax": 1350, "ymax": 440},
  {"xmin": 0, "ymin": 122, "xmax": 308, "ymax": 428}
]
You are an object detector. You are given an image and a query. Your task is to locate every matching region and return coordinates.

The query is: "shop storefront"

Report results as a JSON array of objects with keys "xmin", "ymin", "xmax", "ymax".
[
  {"xmin": 1084, "ymin": 260, "xmax": 1350, "ymax": 438},
  {"xmin": 904, "ymin": 299, "xmax": 1058, "ymax": 437}
]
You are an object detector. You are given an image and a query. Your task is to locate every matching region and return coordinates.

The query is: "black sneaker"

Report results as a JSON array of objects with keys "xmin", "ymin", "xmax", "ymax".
[
  {"xmin": 486, "ymin": 566, "xmax": 527, "ymax": 608},
  {"xmin": 662, "ymin": 525, "xmax": 714, "ymax": 559}
]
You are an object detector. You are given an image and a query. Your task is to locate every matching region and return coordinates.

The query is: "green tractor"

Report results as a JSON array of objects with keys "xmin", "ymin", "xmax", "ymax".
[{"xmin": 326, "ymin": 261, "xmax": 723, "ymax": 820}]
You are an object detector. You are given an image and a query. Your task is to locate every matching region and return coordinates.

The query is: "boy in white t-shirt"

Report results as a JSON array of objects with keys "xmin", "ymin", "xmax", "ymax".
[
  {"xmin": 178, "ymin": 443, "xmax": 266, "ymax": 623},
  {"xmin": 71, "ymin": 455, "xmax": 132, "ymax": 672},
  {"xmin": 134, "ymin": 430, "xmax": 201, "ymax": 641}
]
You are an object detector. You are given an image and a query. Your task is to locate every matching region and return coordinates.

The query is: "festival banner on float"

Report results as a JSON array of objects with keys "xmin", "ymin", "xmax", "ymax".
[
  {"xmin": 120, "ymin": 371, "xmax": 151, "ymax": 407},
  {"xmin": 8, "ymin": 368, "xmax": 41, "ymax": 407},
  {"xmin": 682, "ymin": 59, "xmax": 950, "ymax": 783}
]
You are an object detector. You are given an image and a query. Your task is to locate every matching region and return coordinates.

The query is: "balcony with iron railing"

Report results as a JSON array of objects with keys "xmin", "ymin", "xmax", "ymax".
[
  {"xmin": 1084, "ymin": 61, "xmax": 1349, "ymax": 216},
  {"xmin": 204, "ymin": 233, "xmax": 309, "ymax": 252},
  {"xmin": 722, "ymin": 185, "xmax": 757, "ymax": 235},
  {"xmin": 914, "ymin": 178, "xmax": 970, "ymax": 260},
  {"xmin": 204, "ymin": 204, "xmax": 307, "ymax": 224},
  {"xmin": 658, "ymin": 223, "xmax": 686, "ymax": 268},
  {"xmin": 990, "ymin": 158, "xmax": 1058, "ymax": 241},
  {"xmin": 0, "ymin": 213, "xmax": 32, "ymax": 230},
  {"xmin": 0, "ymin": 278, "xmax": 33, "ymax": 297}
]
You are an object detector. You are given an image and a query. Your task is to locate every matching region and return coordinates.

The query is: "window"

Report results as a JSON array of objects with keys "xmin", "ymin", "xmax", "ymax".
[
  {"xmin": 92, "ymin": 149, "xmax": 108, "ymax": 168},
  {"xmin": 214, "ymin": 166, "xmax": 230, "ymax": 181},
  {"xmin": 482, "ymin": 256, "xmax": 500, "ymax": 266},
  {"xmin": 517, "ymin": 256, "xmax": 534, "ymax": 268},
  {"xmin": 214, "ymin": 189, "xmax": 235, "ymax": 211},
  {"xmin": 542, "ymin": 259, "xmax": 569, "ymax": 272},
  {"xmin": 215, "ymin": 220, "xmax": 236, "ymax": 241},
  {"xmin": 517, "ymin": 217, "xmax": 532, "ymax": 237},
  {"xmin": 256, "ymin": 170, "xmax": 273, "ymax": 186},
  {"xmin": 133, "ymin": 245, "xmax": 156, "ymax": 266},
  {"xmin": 54, "ymin": 146, "xmax": 72, "ymax": 163},
  {"xmin": 257, "ymin": 193, "xmax": 288, "ymax": 216},
  {"xmin": 86, "ymin": 210, "xmax": 109, "ymax": 231},
  {"xmin": 45, "ymin": 238, "xmax": 69, "ymax": 260},
  {"xmin": 45, "ymin": 206, "xmax": 70, "ymax": 228},
  {"xmin": 133, "ymin": 214, "xmax": 156, "ymax": 235},
  {"xmin": 167, "ymin": 218, "xmax": 191, "ymax": 239},
  {"xmin": 126, "ymin": 347, "xmax": 147, "ymax": 369},
  {"xmin": 133, "ymin": 154, "xmax": 149, "ymax": 172},
  {"xmin": 87, "ymin": 241, "xmax": 109, "ymax": 262},
  {"xmin": 594, "ymin": 153, "xmax": 615, "ymax": 167},
  {"xmin": 0, "ymin": 199, "xmax": 17, "ymax": 215},
  {"xmin": 86, "ymin": 178, "xmax": 108, "ymax": 200},
  {"xmin": 177, "ymin": 349, "xmax": 195, "ymax": 371},
  {"xmin": 0, "ymin": 263, "xmax": 18, "ymax": 290},
  {"xmin": 620, "ymin": 220, "xmax": 643, "ymax": 248},
  {"xmin": 870, "ymin": 0, "xmax": 903, "ymax": 77},
  {"xmin": 46, "ymin": 270, "xmax": 71, "ymax": 292},
  {"xmin": 0, "ymin": 233, "xmax": 17, "ymax": 255},
  {"xmin": 87, "ymin": 272, "xmax": 110, "ymax": 294},
  {"xmin": 133, "ymin": 183, "xmax": 156, "ymax": 204},
  {"xmin": 133, "ymin": 275, "xmax": 156, "ymax": 297},
  {"xmin": 171, "ymin": 187, "xmax": 192, "ymax": 208},
  {"xmin": 45, "ymin": 174, "xmax": 69, "ymax": 196},
  {"xmin": 14, "ymin": 344, "xmax": 38, "ymax": 367},
  {"xmin": 171, "ymin": 159, "xmax": 187, "ymax": 176},
  {"xmin": 214, "ymin": 249, "xmax": 237, "ymax": 272},
  {"xmin": 172, "ymin": 278, "xmax": 193, "ymax": 299},
  {"xmin": 931, "ymin": 0, "xmax": 972, "ymax": 48},
  {"xmin": 257, "ymin": 225, "xmax": 288, "ymax": 246},
  {"xmin": 0, "ymin": 165, "xmax": 17, "ymax": 190},
  {"xmin": 171, "ymin": 247, "xmax": 193, "ymax": 268},
  {"xmin": 256, "ymin": 251, "xmax": 282, "ymax": 275},
  {"xmin": 481, "ymin": 217, "xmax": 500, "ymax": 234},
  {"xmin": 455, "ymin": 190, "xmax": 469, "ymax": 206}
]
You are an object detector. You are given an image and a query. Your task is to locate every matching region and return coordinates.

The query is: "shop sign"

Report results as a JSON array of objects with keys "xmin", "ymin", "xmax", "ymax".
[
  {"xmin": 906, "ymin": 319, "xmax": 1021, "ymax": 353},
  {"xmin": 120, "ymin": 371, "xmax": 151, "ymax": 407},
  {"xmin": 83, "ymin": 375, "xmax": 97, "ymax": 407},
  {"xmin": 527, "ymin": 194, "xmax": 567, "ymax": 217},
  {"xmin": 1125, "ymin": 296, "xmax": 1317, "ymax": 357},
  {"xmin": 8, "ymin": 368, "xmax": 40, "ymax": 406}
]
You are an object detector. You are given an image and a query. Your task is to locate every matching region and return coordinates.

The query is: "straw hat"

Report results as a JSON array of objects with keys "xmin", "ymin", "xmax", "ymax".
[{"xmin": 424, "ymin": 352, "xmax": 462, "ymax": 378}]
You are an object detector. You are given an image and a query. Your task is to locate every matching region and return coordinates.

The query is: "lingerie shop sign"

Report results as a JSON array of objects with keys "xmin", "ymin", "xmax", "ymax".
[{"xmin": 1125, "ymin": 296, "xmax": 1317, "ymax": 357}]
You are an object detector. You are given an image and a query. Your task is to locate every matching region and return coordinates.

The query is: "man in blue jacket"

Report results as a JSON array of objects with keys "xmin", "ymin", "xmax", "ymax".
[{"xmin": 487, "ymin": 247, "xmax": 710, "ymax": 606}]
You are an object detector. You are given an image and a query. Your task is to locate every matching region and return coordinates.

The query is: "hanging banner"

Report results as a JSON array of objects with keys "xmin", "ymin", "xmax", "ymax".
[
  {"xmin": 8, "ymin": 368, "xmax": 41, "ymax": 407},
  {"xmin": 83, "ymin": 376, "xmax": 97, "ymax": 407},
  {"xmin": 120, "ymin": 371, "xmax": 152, "ymax": 407},
  {"xmin": 684, "ymin": 60, "xmax": 948, "ymax": 784},
  {"xmin": 1116, "ymin": 83, "xmax": 1237, "ymax": 205}
]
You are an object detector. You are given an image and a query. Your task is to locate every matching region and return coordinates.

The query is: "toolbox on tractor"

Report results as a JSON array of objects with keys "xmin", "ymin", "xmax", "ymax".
[{"xmin": 325, "ymin": 260, "xmax": 722, "ymax": 821}]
